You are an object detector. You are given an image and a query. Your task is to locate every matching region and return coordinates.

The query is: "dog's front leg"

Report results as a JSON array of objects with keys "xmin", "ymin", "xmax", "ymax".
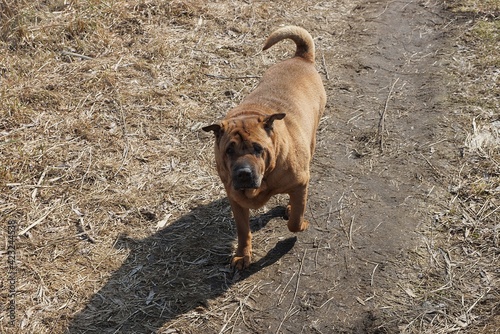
[
  {"xmin": 229, "ymin": 199, "xmax": 252, "ymax": 269},
  {"xmin": 286, "ymin": 184, "xmax": 310, "ymax": 232}
]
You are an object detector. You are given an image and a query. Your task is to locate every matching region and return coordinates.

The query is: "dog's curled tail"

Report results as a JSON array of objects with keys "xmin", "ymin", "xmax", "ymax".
[{"xmin": 262, "ymin": 26, "xmax": 316, "ymax": 63}]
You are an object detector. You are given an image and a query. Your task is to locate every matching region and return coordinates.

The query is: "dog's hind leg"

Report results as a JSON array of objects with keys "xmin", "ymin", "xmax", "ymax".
[{"xmin": 286, "ymin": 184, "xmax": 310, "ymax": 233}]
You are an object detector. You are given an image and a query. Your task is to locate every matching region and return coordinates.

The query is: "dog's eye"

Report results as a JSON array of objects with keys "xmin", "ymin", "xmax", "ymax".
[
  {"xmin": 253, "ymin": 143, "xmax": 263, "ymax": 155},
  {"xmin": 226, "ymin": 146, "xmax": 235, "ymax": 156}
]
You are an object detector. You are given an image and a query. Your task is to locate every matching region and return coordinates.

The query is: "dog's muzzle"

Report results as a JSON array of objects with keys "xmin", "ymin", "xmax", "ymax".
[{"xmin": 232, "ymin": 164, "xmax": 260, "ymax": 190}]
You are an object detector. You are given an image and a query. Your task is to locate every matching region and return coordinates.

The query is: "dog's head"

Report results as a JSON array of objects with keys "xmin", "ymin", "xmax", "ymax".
[{"xmin": 203, "ymin": 113, "xmax": 285, "ymax": 194}]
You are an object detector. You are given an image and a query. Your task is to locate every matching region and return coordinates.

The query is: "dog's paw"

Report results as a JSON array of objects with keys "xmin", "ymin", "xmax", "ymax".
[
  {"xmin": 283, "ymin": 204, "xmax": 291, "ymax": 220},
  {"xmin": 287, "ymin": 219, "xmax": 309, "ymax": 233},
  {"xmin": 231, "ymin": 254, "xmax": 251, "ymax": 270}
]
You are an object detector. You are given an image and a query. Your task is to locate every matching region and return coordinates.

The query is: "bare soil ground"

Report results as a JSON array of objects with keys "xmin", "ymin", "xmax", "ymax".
[{"xmin": 1, "ymin": 0, "xmax": 498, "ymax": 333}]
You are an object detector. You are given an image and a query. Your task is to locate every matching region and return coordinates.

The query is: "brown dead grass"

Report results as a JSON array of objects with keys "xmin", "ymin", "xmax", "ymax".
[
  {"xmin": 0, "ymin": 0, "xmax": 326, "ymax": 332},
  {"xmin": 0, "ymin": 0, "xmax": 250, "ymax": 332}
]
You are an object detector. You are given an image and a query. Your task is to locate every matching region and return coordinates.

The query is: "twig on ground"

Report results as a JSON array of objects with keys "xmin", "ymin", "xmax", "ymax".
[
  {"xmin": 80, "ymin": 147, "xmax": 92, "ymax": 191},
  {"xmin": 319, "ymin": 204, "xmax": 350, "ymax": 219},
  {"xmin": 73, "ymin": 206, "xmax": 96, "ymax": 243},
  {"xmin": 206, "ymin": 74, "xmax": 260, "ymax": 80},
  {"xmin": 278, "ymin": 272, "xmax": 296, "ymax": 305},
  {"xmin": 314, "ymin": 238, "xmax": 320, "ymax": 269},
  {"xmin": 321, "ymin": 54, "xmax": 330, "ymax": 80},
  {"xmin": 319, "ymin": 296, "xmax": 336, "ymax": 309},
  {"xmin": 276, "ymin": 249, "xmax": 307, "ymax": 334},
  {"xmin": 378, "ymin": 77, "xmax": 399, "ymax": 152},
  {"xmin": 371, "ymin": 263, "xmax": 379, "ymax": 286},
  {"xmin": 339, "ymin": 211, "xmax": 355, "ymax": 249},
  {"xmin": 18, "ymin": 203, "xmax": 61, "ymax": 236},
  {"xmin": 114, "ymin": 103, "xmax": 129, "ymax": 177},
  {"xmin": 61, "ymin": 50, "xmax": 93, "ymax": 60},
  {"xmin": 420, "ymin": 153, "xmax": 442, "ymax": 177},
  {"xmin": 219, "ymin": 284, "xmax": 259, "ymax": 334},
  {"xmin": 348, "ymin": 215, "xmax": 355, "ymax": 250},
  {"xmin": 32, "ymin": 167, "xmax": 48, "ymax": 201},
  {"xmin": 218, "ymin": 302, "xmax": 240, "ymax": 334},
  {"xmin": 308, "ymin": 202, "xmax": 321, "ymax": 229},
  {"xmin": 481, "ymin": 202, "xmax": 500, "ymax": 221},
  {"xmin": 466, "ymin": 287, "xmax": 491, "ymax": 315}
]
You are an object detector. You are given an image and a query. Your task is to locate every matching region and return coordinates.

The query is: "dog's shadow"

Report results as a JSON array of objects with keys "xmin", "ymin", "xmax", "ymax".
[{"xmin": 66, "ymin": 199, "xmax": 295, "ymax": 333}]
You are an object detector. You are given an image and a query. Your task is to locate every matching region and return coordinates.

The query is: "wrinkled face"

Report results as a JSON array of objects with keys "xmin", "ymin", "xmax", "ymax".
[
  {"xmin": 203, "ymin": 113, "xmax": 285, "ymax": 191},
  {"xmin": 222, "ymin": 120, "xmax": 268, "ymax": 190}
]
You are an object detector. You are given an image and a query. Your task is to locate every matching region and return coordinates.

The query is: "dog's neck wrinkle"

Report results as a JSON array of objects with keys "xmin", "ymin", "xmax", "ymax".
[
  {"xmin": 271, "ymin": 122, "xmax": 288, "ymax": 161},
  {"xmin": 230, "ymin": 103, "xmax": 276, "ymax": 117},
  {"xmin": 226, "ymin": 116, "xmax": 260, "ymax": 134}
]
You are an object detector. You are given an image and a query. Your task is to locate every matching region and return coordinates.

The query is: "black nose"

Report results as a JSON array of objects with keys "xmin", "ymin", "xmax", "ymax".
[{"xmin": 235, "ymin": 167, "xmax": 252, "ymax": 182}]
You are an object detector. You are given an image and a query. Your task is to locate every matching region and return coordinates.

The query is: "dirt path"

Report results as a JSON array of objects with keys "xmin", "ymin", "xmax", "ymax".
[
  {"xmin": 208, "ymin": 0, "xmax": 456, "ymax": 332},
  {"xmin": 291, "ymin": 0, "xmax": 453, "ymax": 332},
  {"xmin": 213, "ymin": 1, "xmax": 456, "ymax": 333}
]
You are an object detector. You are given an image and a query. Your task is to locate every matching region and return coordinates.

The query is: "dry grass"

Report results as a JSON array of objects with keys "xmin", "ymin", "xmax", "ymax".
[
  {"xmin": 0, "ymin": 0, "xmax": 264, "ymax": 332},
  {"xmin": 0, "ymin": 0, "xmax": 336, "ymax": 332}
]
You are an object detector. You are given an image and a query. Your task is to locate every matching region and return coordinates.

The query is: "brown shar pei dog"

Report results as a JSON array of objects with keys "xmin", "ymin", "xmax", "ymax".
[{"xmin": 203, "ymin": 26, "xmax": 326, "ymax": 269}]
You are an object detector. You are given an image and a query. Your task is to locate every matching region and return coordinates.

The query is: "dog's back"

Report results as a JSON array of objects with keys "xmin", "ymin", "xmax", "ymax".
[{"xmin": 240, "ymin": 26, "xmax": 326, "ymax": 155}]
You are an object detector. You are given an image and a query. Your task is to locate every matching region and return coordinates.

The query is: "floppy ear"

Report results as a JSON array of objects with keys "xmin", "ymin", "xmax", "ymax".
[
  {"xmin": 202, "ymin": 124, "xmax": 221, "ymax": 134},
  {"xmin": 202, "ymin": 124, "xmax": 223, "ymax": 141},
  {"xmin": 263, "ymin": 113, "xmax": 286, "ymax": 132}
]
